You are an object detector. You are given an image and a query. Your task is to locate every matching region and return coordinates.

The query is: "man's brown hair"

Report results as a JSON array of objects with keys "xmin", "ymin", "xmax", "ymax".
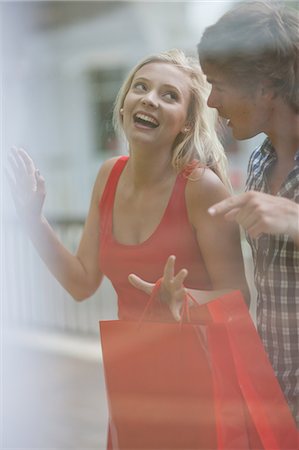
[{"xmin": 197, "ymin": 1, "xmax": 299, "ymax": 113}]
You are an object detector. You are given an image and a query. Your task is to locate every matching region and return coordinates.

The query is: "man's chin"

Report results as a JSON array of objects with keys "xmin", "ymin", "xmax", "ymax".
[
  {"xmin": 231, "ymin": 127, "xmax": 251, "ymax": 141},
  {"xmin": 232, "ymin": 130, "xmax": 259, "ymax": 141}
]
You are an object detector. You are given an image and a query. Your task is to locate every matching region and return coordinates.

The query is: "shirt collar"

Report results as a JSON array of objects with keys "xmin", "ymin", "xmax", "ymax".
[
  {"xmin": 260, "ymin": 138, "xmax": 276, "ymax": 159},
  {"xmin": 260, "ymin": 137, "xmax": 299, "ymax": 165}
]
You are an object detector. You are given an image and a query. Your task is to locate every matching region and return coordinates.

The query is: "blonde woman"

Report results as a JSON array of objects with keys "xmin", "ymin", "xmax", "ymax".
[{"xmin": 9, "ymin": 49, "xmax": 249, "ymax": 323}]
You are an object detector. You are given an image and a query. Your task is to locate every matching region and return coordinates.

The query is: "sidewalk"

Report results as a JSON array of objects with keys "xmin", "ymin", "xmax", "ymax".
[{"xmin": 3, "ymin": 328, "xmax": 109, "ymax": 449}]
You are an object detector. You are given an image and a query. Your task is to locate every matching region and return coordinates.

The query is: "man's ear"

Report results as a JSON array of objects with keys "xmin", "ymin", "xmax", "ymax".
[{"xmin": 260, "ymin": 81, "xmax": 275, "ymax": 100}]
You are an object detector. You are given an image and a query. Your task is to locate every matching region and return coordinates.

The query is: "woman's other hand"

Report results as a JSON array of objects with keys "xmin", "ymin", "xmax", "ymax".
[{"xmin": 128, "ymin": 255, "xmax": 188, "ymax": 321}]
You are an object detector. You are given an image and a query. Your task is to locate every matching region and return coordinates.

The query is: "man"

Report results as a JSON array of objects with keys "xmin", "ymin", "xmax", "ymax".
[{"xmin": 197, "ymin": 1, "xmax": 298, "ymax": 425}]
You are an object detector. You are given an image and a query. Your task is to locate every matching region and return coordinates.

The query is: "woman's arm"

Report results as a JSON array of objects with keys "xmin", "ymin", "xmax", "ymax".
[
  {"xmin": 7, "ymin": 148, "xmax": 116, "ymax": 301},
  {"xmin": 185, "ymin": 167, "xmax": 250, "ymax": 304}
]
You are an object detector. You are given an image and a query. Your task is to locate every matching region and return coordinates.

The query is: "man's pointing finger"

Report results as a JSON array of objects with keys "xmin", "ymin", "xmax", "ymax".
[{"xmin": 208, "ymin": 194, "xmax": 247, "ymax": 216}]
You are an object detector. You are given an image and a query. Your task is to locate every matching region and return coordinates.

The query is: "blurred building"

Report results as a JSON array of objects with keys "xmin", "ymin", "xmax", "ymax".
[{"xmin": 3, "ymin": 1, "xmax": 254, "ymax": 219}]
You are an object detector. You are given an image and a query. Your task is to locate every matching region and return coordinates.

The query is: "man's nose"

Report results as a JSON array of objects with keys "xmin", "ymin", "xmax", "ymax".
[{"xmin": 207, "ymin": 88, "xmax": 219, "ymax": 109}]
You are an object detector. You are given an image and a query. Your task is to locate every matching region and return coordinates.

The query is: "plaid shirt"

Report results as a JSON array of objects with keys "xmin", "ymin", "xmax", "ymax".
[{"xmin": 246, "ymin": 137, "xmax": 299, "ymax": 425}]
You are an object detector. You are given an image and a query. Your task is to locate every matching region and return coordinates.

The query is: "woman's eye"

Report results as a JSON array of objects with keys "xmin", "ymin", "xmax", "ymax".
[
  {"xmin": 133, "ymin": 82, "xmax": 147, "ymax": 91},
  {"xmin": 164, "ymin": 91, "xmax": 178, "ymax": 101}
]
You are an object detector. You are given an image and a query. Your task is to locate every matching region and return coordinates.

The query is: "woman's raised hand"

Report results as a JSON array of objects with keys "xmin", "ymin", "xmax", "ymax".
[
  {"xmin": 7, "ymin": 147, "xmax": 46, "ymax": 224},
  {"xmin": 128, "ymin": 255, "xmax": 188, "ymax": 321}
]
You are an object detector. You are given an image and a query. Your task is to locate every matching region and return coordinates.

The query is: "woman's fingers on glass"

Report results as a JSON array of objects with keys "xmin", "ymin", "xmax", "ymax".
[
  {"xmin": 9, "ymin": 147, "xmax": 35, "ymax": 178},
  {"xmin": 8, "ymin": 148, "xmax": 21, "ymax": 177},
  {"xmin": 10, "ymin": 147, "xmax": 27, "ymax": 174},
  {"xmin": 18, "ymin": 147, "xmax": 36, "ymax": 176},
  {"xmin": 9, "ymin": 147, "xmax": 37, "ymax": 192}
]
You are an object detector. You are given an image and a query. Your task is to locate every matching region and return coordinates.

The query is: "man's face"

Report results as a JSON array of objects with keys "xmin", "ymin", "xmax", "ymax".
[{"xmin": 203, "ymin": 63, "xmax": 270, "ymax": 140}]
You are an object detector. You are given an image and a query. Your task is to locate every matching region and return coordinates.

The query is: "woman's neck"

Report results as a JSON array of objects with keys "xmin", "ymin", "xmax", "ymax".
[{"xmin": 126, "ymin": 146, "xmax": 176, "ymax": 189}]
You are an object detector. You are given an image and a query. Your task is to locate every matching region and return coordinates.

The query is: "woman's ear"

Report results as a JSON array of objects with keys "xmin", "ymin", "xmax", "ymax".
[{"xmin": 181, "ymin": 124, "xmax": 191, "ymax": 133}]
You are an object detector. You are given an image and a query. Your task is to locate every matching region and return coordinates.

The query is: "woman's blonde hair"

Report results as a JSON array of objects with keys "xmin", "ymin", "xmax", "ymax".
[{"xmin": 113, "ymin": 48, "xmax": 231, "ymax": 188}]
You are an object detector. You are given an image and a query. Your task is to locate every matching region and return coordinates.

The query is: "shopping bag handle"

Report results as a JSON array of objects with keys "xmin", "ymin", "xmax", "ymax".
[
  {"xmin": 138, "ymin": 279, "xmax": 202, "ymax": 325},
  {"xmin": 180, "ymin": 291, "xmax": 202, "ymax": 324},
  {"xmin": 138, "ymin": 278, "xmax": 163, "ymax": 324}
]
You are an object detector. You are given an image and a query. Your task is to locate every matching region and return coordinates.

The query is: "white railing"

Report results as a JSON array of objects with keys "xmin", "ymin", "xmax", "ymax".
[{"xmin": 4, "ymin": 218, "xmax": 118, "ymax": 336}]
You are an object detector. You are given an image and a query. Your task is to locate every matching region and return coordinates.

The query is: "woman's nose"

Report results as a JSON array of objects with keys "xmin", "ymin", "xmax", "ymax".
[{"xmin": 141, "ymin": 91, "xmax": 158, "ymax": 108}]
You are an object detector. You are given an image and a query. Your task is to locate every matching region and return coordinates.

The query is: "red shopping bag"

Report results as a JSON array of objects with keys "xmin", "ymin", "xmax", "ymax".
[
  {"xmin": 100, "ymin": 320, "xmax": 248, "ymax": 449},
  {"xmin": 205, "ymin": 291, "xmax": 298, "ymax": 450},
  {"xmin": 99, "ymin": 289, "xmax": 298, "ymax": 450}
]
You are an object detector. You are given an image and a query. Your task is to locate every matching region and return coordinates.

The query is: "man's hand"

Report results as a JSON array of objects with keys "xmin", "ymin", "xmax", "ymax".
[{"xmin": 208, "ymin": 191, "xmax": 299, "ymax": 244}]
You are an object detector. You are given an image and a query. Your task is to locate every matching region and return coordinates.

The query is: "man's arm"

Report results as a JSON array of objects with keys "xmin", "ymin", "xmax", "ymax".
[{"xmin": 208, "ymin": 191, "xmax": 299, "ymax": 247}]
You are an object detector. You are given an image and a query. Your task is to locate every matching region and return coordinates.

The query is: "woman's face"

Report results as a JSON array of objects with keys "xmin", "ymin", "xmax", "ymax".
[{"xmin": 122, "ymin": 62, "xmax": 191, "ymax": 151}]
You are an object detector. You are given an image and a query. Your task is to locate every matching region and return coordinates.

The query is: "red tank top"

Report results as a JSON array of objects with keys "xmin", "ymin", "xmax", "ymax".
[{"xmin": 99, "ymin": 156, "xmax": 212, "ymax": 320}]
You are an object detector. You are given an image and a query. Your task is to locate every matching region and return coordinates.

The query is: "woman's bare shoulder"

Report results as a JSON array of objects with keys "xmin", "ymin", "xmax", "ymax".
[
  {"xmin": 93, "ymin": 156, "xmax": 124, "ymax": 201},
  {"xmin": 185, "ymin": 166, "xmax": 231, "ymax": 208}
]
